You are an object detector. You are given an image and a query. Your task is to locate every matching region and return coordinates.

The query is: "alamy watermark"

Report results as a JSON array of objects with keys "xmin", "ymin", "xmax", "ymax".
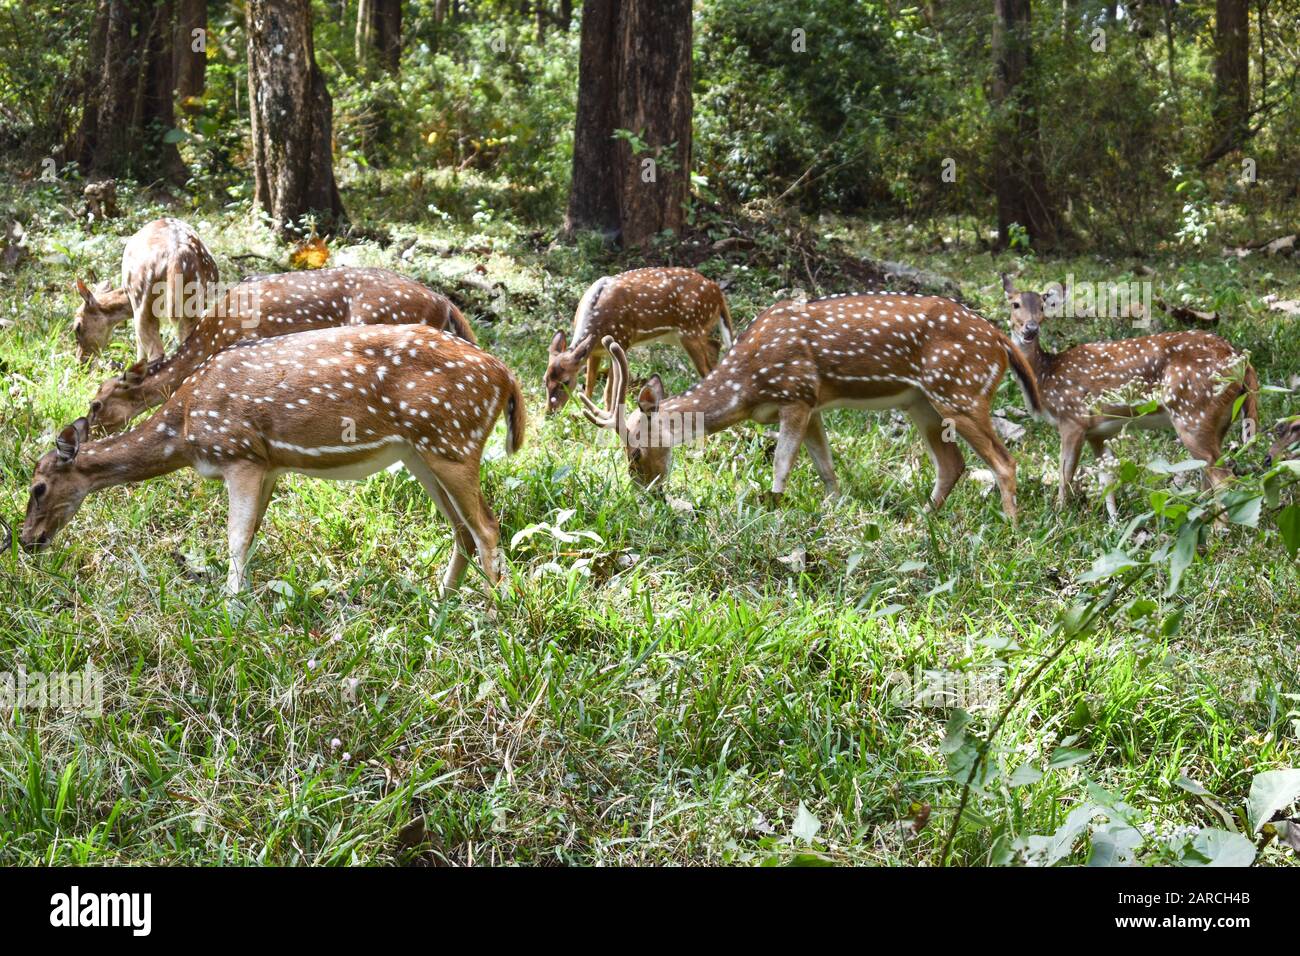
[
  {"xmin": 0, "ymin": 664, "xmax": 103, "ymax": 717},
  {"xmin": 1042, "ymin": 275, "xmax": 1152, "ymax": 328}
]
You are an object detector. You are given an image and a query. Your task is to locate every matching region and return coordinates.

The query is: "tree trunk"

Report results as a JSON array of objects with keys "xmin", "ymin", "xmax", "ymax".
[
  {"xmin": 990, "ymin": 0, "xmax": 1059, "ymax": 249},
  {"xmin": 173, "ymin": 0, "xmax": 207, "ymax": 107},
  {"xmin": 1212, "ymin": 0, "xmax": 1250, "ymax": 145},
  {"xmin": 356, "ymin": 0, "xmax": 402, "ymax": 73},
  {"xmin": 75, "ymin": 0, "xmax": 186, "ymax": 183},
  {"xmin": 559, "ymin": 0, "xmax": 572, "ymax": 30},
  {"xmin": 564, "ymin": 0, "xmax": 693, "ymax": 248},
  {"xmin": 246, "ymin": 0, "xmax": 345, "ymax": 237}
]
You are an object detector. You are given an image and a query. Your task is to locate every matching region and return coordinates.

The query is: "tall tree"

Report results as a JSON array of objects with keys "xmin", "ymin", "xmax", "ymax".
[
  {"xmin": 564, "ymin": 0, "xmax": 693, "ymax": 247},
  {"xmin": 173, "ymin": 0, "xmax": 207, "ymax": 107},
  {"xmin": 75, "ymin": 0, "xmax": 186, "ymax": 183},
  {"xmin": 1212, "ymin": 0, "xmax": 1250, "ymax": 147},
  {"xmin": 990, "ymin": 0, "xmax": 1060, "ymax": 248},
  {"xmin": 246, "ymin": 0, "xmax": 345, "ymax": 237},
  {"xmin": 356, "ymin": 0, "xmax": 402, "ymax": 74}
]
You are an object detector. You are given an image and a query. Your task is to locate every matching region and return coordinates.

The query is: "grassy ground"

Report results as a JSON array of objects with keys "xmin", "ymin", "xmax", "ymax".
[{"xmin": 1, "ymin": 172, "xmax": 1298, "ymax": 864}]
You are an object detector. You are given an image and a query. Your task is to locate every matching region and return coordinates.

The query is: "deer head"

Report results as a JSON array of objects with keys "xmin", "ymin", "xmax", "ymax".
[
  {"xmin": 575, "ymin": 337, "xmax": 673, "ymax": 487},
  {"xmin": 73, "ymin": 279, "xmax": 131, "ymax": 362},
  {"xmin": 87, "ymin": 359, "xmax": 155, "ymax": 433},
  {"xmin": 1002, "ymin": 274, "xmax": 1068, "ymax": 346},
  {"xmin": 544, "ymin": 330, "xmax": 596, "ymax": 415},
  {"xmin": 1266, "ymin": 417, "xmax": 1300, "ymax": 467},
  {"xmin": 21, "ymin": 418, "xmax": 93, "ymax": 550}
]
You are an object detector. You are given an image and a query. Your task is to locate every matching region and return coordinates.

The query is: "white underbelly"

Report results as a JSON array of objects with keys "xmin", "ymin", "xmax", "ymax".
[
  {"xmin": 818, "ymin": 387, "xmax": 920, "ymax": 413},
  {"xmin": 292, "ymin": 441, "xmax": 408, "ymax": 480},
  {"xmin": 631, "ymin": 328, "xmax": 682, "ymax": 348}
]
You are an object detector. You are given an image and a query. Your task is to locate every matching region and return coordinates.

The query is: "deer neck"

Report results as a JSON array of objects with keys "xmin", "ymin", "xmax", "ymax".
[
  {"xmin": 1020, "ymin": 335, "xmax": 1057, "ymax": 380},
  {"xmin": 658, "ymin": 389, "xmax": 751, "ymax": 444},
  {"xmin": 74, "ymin": 408, "xmax": 188, "ymax": 492}
]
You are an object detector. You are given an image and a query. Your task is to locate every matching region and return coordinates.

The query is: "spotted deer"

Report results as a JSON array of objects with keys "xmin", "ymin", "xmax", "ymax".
[
  {"xmin": 74, "ymin": 218, "xmax": 220, "ymax": 363},
  {"xmin": 86, "ymin": 267, "xmax": 476, "ymax": 434},
  {"xmin": 1002, "ymin": 275, "xmax": 1259, "ymax": 514},
  {"xmin": 576, "ymin": 292, "xmax": 1043, "ymax": 520},
  {"xmin": 545, "ymin": 267, "xmax": 734, "ymax": 415},
  {"xmin": 22, "ymin": 325, "xmax": 524, "ymax": 593},
  {"xmin": 1266, "ymin": 417, "xmax": 1300, "ymax": 467}
]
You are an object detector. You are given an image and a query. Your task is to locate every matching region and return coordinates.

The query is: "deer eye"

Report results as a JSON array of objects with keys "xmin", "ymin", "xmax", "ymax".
[
  {"xmin": 630, "ymin": 448, "xmax": 643, "ymax": 463},
  {"xmin": 32, "ymin": 483, "xmax": 46, "ymax": 499}
]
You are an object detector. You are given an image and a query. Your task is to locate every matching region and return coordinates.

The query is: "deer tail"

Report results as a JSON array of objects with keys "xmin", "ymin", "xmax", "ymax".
[
  {"xmin": 999, "ymin": 332, "xmax": 1043, "ymax": 417},
  {"xmin": 1242, "ymin": 362, "xmax": 1260, "ymax": 436},
  {"xmin": 718, "ymin": 290, "xmax": 735, "ymax": 350},
  {"xmin": 444, "ymin": 302, "xmax": 478, "ymax": 345},
  {"xmin": 505, "ymin": 371, "xmax": 526, "ymax": 455}
]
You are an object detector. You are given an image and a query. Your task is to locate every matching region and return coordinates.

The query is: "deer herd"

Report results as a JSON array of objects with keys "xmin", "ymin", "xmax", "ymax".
[{"xmin": 14, "ymin": 217, "xmax": 1294, "ymax": 595}]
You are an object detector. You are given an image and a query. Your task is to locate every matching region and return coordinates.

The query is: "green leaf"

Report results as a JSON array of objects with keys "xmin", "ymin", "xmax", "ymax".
[
  {"xmin": 1224, "ymin": 491, "xmax": 1263, "ymax": 527},
  {"xmin": 1247, "ymin": 768, "xmax": 1300, "ymax": 833},
  {"xmin": 1007, "ymin": 763, "xmax": 1043, "ymax": 788},
  {"xmin": 1182, "ymin": 829, "xmax": 1256, "ymax": 867},
  {"xmin": 1165, "ymin": 521, "xmax": 1198, "ymax": 596},
  {"xmin": 792, "ymin": 801, "xmax": 822, "ymax": 843},
  {"xmin": 1147, "ymin": 456, "xmax": 1205, "ymax": 475},
  {"xmin": 1049, "ymin": 747, "xmax": 1091, "ymax": 770},
  {"xmin": 1079, "ymin": 549, "xmax": 1139, "ymax": 583},
  {"xmin": 1277, "ymin": 504, "xmax": 1300, "ymax": 558}
]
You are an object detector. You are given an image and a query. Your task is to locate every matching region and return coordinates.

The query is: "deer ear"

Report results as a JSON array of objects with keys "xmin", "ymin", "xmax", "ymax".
[
  {"xmin": 55, "ymin": 418, "xmax": 87, "ymax": 462},
  {"xmin": 549, "ymin": 330, "xmax": 566, "ymax": 355},
  {"xmin": 122, "ymin": 359, "xmax": 148, "ymax": 387},
  {"xmin": 638, "ymin": 375, "xmax": 664, "ymax": 414},
  {"xmin": 1001, "ymin": 273, "xmax": 1017, "ymax": 299},
  {"xmin": 75, "ymin": 279, "xmax": 97, "ymax": 308},
  {"xmin": 572, "ymin": 334, "xmax": 596, "ymax": 358}
]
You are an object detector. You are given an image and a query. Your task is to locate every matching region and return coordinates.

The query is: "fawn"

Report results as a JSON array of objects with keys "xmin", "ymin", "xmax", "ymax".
[
  {"xmin": 576, "ymin": 292, "xmax": 1042, "ymax": 520},
  {"xmin": 86, "ymin": 267, "xmax": 476, "ymax": 434},
  {"xmin": 1002, "ymin": 275, "xmax": 1259, "ymax": 514},
  {"xmin": 74, "ymin": 218, "xmax": 220, "ymax": 363},
  {"xmin": 545, "ymin": 267, "xmax": 734, "ymax": 415},
  {"xmin": 1266, "ymin": 418, "xmax": 1300, "ymax": 467},
  {"xmin": 23, "ymin": 325, "xmax": 524, "ymax": 593}
]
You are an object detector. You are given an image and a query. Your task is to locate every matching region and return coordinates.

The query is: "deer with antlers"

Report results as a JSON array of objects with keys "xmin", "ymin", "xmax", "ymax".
[
  {"xmin": 1002, "ymin": 275, "xmax": 1259, "ymax": 514},
  {"xmin": 86, "ymin": 266, "xmax": 476, "ymax": 434},
  {"xmin": 22, "ymin": 325, "xmax": 524, "ymax": 593},
  {"xmin": 545, "ymin": 267, "xmax": 734, "ymax": 415},
  {"xmin": 74, "ymin": 218, "xmax": 220, "ymax": 363},
  {"xmin": 575, "ymin": 292, "xmax": 1042, "ymax": 520}
]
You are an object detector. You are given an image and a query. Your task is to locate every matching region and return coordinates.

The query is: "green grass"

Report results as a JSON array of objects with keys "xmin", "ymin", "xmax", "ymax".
[{"xmin": 1, "ymin": 174, "xmax": 1298, "ymax": 865}]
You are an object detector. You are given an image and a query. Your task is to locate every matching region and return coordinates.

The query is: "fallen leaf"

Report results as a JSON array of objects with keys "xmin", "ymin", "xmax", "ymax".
[{"xmin": 290, "ymin": 235, "xmax": 329, "ymax": 270}]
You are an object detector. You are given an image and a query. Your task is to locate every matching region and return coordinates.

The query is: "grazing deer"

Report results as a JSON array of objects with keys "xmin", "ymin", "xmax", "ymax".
[
  {"xmin": 1002, "ymin": 275, "xmax": 1259, "ymax": 514},
  {"xmin": 545, "ymin": 267, "xmax": 734, "ymax": 415},
  {"xmin": 22, "ymin": 325, "xmax": 525, "ymax": 594},
  {"xmin": 86, "ymin": 267, "xmax": 476, "ymax": 434},
  {"xmin": 576, "ymin": 292, "xmax": 1042, "ymax": 520},
  {"xmin": 74, "ymin": 218, "xmax": 220, "ymax": 363},
  {"xmin": 1266, "ymin": 417, "xmax": 1300, "ymax": 468}
]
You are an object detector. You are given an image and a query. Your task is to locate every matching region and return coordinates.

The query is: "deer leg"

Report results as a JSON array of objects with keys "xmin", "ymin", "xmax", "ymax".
[
  {"xmin": 1173, "ymin": 420, "xmax": 1229, "ymax": 491},
  {"xmin": 224, "ymin": 462, "xmax": 271, "ymax": 593},
  {"xmin": 1058, "ymin": 421, "xmax": 1087, "ymax": 509},
  {"xmin": 771, "ymin": 403, "xmax": 812, "ymax": 499},
  {"xmin": 422, "ymin": 455, "xmax": 502, "ymax": 591},
  {"xmin": 404, "ymin": 453, "xmax": 475, "ymax": 595},
  {"xmin": 905, "ymin": 400, "xmax": 965, "ymax": 511},
  {"xmin": 132, "ymin": 286, "xmax": 165, "ymax": 363},
  {"xmin": 1087, "ymin": 435, "xmax": 1119, "ymax": 521},
  {"xmin": 946, "ymin": 407, "xmax": 1018, "ymax": 522},
  {"xmin": 680, "ymin": 335, "xmax": 716, "ymax": 377},
  {"xmin": 802, "ymin": 412, "xmax": 840, "ymax": 500}
]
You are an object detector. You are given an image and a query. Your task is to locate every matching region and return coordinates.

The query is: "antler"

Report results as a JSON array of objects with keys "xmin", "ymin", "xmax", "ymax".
[{"xmin": 575, "ymin": 336, "xmax": 629, "ymax": 431}]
